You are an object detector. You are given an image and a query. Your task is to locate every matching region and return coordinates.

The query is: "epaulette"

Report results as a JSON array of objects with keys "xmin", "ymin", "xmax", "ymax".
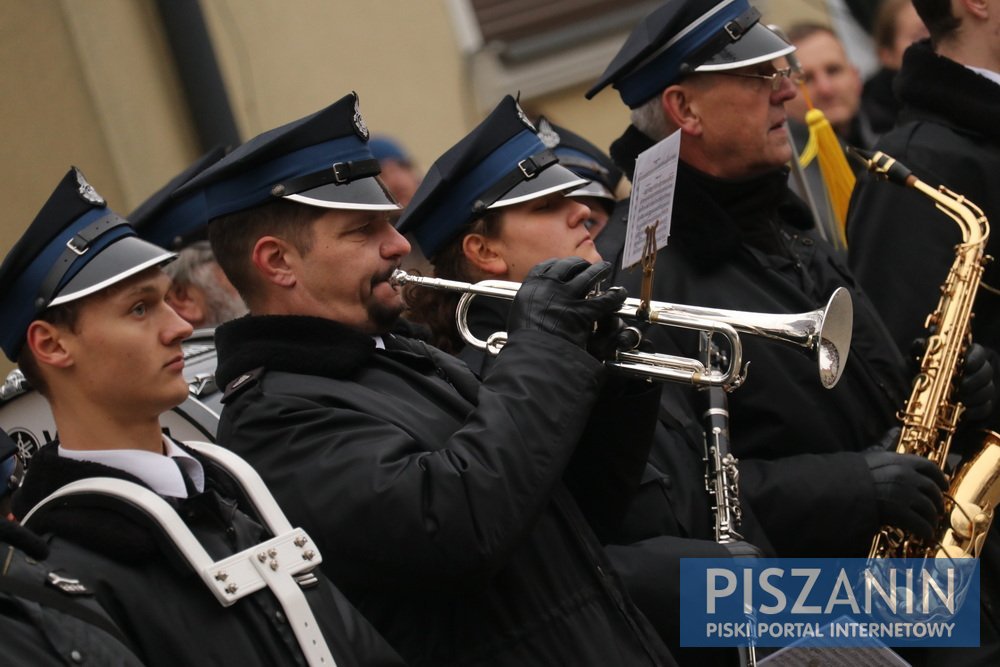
[{"xmin": 221, "ymin": 367, "xmax": 264, "ymax": 404}]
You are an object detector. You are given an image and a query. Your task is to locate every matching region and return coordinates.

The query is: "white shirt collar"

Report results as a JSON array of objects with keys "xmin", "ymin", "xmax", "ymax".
[
  {"xmin": 373, "ymin": 335, "xmax": 386, "ymax": 350},
  {"xmin": 58, "ymin": 435, "xmax": 206, "ymax": 499},
  {"xmin": 966, "ymin": 64, "xmax": 1000, "ymax": 88}
]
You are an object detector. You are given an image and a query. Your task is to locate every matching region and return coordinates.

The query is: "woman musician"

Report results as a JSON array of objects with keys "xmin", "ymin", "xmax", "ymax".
[{"xmin": 396, "ymin": 97, "xmax": 772, "ymax": 666}]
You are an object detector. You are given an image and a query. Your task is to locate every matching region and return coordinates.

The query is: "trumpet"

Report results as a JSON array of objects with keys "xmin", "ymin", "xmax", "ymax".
[{"xmin": 392, "ymin": 269, "xmax": 853, "ymax": 390}]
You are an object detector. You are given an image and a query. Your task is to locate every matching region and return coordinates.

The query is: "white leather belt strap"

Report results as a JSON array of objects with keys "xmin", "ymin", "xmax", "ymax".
[
  {"xmin": 22, "ymin": 477, "xmax": 335, "ymax": 667},
  {"xmin": 181, "ymin": 440, "xmax": 294, "ymax": 536}
]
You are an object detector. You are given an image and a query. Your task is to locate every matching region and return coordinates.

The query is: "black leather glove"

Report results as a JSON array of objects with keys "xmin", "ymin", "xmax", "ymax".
[
  {"xmin": 909, "ymin": 339, "xmax": 995, "ymax": 423},
  {"xmin": 508, "ymin": 257, "xmax": 627, "ymax": 349},
  {"xmin": 957, "ymin": 343, "xmax": 995, "ymax": 423},
  {"xmin": 720, "ymin": 540, "xmax": 763, "ymax": 559},
  {"xmin": 587, "ymin": 315, "xmax": 640, "ymax": 361},
  {"xmin": 863, "ymin": 450, "xmax": 947, "ymax": 542}
]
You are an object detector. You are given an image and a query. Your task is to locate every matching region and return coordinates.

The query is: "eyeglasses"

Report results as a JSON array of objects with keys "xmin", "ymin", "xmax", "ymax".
[{"xmin": 714, "ymin": 67, "xmax": 796, "ymax": 91}]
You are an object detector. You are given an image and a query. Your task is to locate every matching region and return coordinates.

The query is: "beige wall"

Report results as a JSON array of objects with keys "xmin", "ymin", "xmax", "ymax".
[
  {"xmin": 758, "ymin": 0, "xmax": 832, "ymax": 30},
  {"xmin": 198, "ymin": 0, "xmax": 635, "ymax": 178}
]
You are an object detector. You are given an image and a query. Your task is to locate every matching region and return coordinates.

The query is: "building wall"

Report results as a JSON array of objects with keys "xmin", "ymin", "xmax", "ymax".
[{"xmin": 758, "ymin": 0, "xmax": 831, "ymax": 29}]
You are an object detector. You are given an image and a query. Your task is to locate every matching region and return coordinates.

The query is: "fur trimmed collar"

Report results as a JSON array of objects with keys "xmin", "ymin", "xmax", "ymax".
[
  {"xmin": 214, "ymin": 314, "xmax": 376, "ymax": 388},
  {"xmin": 896, "ymin": 39, "xmax": 1000, "ymax": 144}
]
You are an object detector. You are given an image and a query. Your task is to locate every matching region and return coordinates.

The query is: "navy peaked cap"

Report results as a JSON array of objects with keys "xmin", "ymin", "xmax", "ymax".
[
  {"xmin": 396, "ymin": 95, "xmax": 586, "ymax": 259},
  {"xmin": 586, "ymin": 0, "xmax": 794, "ymax": 108},
  {"xmin": 130, "ymin": 146, "xmax": 228, "ymax": 250},
  {"xmin": 536, "ymin": 117, "xmax": 622, "ymax": 203},
  {"xmin": 369, "ymin": 135, "xmax": 411, "ymax": 164},
  {"xmin": 0, "ymin": 168, "xmax": 174, "ymax": 361},
  {"xmin": 176, "ymin": 92, "xmax": 399, "ymax": 221}
]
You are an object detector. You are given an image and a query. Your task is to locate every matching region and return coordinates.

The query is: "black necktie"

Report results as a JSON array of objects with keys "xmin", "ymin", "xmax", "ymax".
[{"xmin": 174, "ymin": 459, "xmax": 200, "ymax": 498}]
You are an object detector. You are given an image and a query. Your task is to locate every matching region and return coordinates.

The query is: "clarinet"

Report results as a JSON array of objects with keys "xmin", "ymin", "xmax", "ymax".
[
  {"xmin": 700, "ymin": 333, "xmax": 745, "ymax": 544},
  {"xmin": 699, "ymin": 333, "xmax": 756, "ymax": 667}
]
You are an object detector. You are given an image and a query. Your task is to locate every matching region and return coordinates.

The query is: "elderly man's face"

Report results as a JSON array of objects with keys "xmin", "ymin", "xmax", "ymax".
[{"xmin": 686, "ymin": 61, "xmax": 797, "ymax": 180}]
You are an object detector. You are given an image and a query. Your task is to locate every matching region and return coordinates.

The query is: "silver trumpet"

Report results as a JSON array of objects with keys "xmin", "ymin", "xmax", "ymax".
[{"xmin": 391, "ymin": 269, "xmax": 853, "ymax": 390}]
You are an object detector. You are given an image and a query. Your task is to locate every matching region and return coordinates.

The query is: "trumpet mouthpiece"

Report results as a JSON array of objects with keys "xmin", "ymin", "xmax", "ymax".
[{"xmin": 389, "ymin": 269, "xmax": 410, "ymax": 287}]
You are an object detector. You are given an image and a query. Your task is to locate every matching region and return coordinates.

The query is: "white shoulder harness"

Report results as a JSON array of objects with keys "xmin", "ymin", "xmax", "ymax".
[{"xmin": 22, "ymin": 440, "xmax": 336, "ymax": 667}]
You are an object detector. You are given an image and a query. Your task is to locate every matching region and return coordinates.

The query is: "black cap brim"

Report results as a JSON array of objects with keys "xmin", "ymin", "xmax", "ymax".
[
  {"xmin": 695, "ymin": 22, "xmax": 795, "ymax": 72},
  {"xmin": 283, "ymin": 176, "xmax": 401, "ymax": 211},
  {"xmin": 49, "ymin": 237, "xmax": 175, "ymax": 307},
  {"xmin": 488, "ymin": 164, "xmax": 588, "ymax": 209}
]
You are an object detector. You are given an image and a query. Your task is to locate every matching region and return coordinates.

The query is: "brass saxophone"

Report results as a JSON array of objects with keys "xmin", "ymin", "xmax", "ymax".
[{"xmin": 853, "ymin": 149, "xmax": 1000, "ymax": 559}]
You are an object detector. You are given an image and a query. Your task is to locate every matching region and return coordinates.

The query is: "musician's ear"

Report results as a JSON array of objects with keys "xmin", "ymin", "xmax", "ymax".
[
  {"xmin": 662, "ymin": 83, "xmax": 702, "ymax": 136},
  {"xmin": 959, "ymin": 0, "xmax": 988, "ymax": 20},
  {"xmin": 462, "ymin": 233, "xmax": 508, "ymax": 276},
  {"xmin": 25, "ymin": 320, "xmax": 74, "ymax": 370}
]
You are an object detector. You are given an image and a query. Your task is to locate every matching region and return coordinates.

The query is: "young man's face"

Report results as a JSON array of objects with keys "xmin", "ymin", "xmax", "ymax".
[
  {"xmin": 486, "ymin": 192, "xmax": 601, "ymax": 283},
  {"xmin": 291, "ymin": 210, "xmax": 411, "ymax": 334},
  {"xmin": 785, "ymin": 31, "xmax": 862, "ymax": 133},
  {"xmin": 56, "ymin": 268, "xmax": 194, "ymax": 420}
]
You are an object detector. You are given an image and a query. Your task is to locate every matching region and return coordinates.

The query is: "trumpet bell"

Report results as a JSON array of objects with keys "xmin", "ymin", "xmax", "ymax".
[{"xmin": 815, "ymin": 287, "xmax": 853, "ymax": 388}]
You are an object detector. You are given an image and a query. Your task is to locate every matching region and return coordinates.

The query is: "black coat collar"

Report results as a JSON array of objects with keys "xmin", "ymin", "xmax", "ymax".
[
  {"xmin": 609, "ymin": 125, "xmax": 654, "ymax": 182},
  {"xmin": 896, "ymin": 39, "xmax": 1000, "ymax": 144},
  {"xmin": 215, "ymin": 315, "xmax": 377, "ymax": 388},
  {"xmin": 661, "ymin": 162, "xmax": 810, "ymax": 263}
]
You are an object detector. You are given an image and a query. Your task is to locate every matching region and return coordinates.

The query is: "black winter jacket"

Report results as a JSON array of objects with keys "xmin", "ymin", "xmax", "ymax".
[
  {"xmin": 213, "ymin": 315, "xmax": 677, "ymax": 667},
  {"xmin": 0, "ymin": 519, "xmax": 144, "ymax": 666},
  {"xmin": 458, "ymin": 296, "xmax": 772, "ymax": 666},
  {"xmin": 12, "ymin": 442, "xmax": 403, "ymax": 667},
  {"xmin": 848, "ymin": 39, "xmax": 1000, "ymax": 359}
]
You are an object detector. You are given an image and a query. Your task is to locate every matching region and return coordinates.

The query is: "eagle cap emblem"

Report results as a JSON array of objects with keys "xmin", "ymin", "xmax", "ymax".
[
  {"xmin": 536, "ymin": 118, "xmax": 560, "ymax": 148},
  {"xmin": 74, "ymin": 168, "xmax": 105, "ymax": 206},
  {"xmin": 352, "ymin": 94, "xmax": 369, "ymax": 141},
  {"xmin": 514, "ymin": 100, "xmax": 535, "ymax": 132}
]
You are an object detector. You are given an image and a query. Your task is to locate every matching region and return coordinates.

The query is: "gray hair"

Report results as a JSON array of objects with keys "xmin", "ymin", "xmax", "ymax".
[
  {"xmin": 163, "ymin": 240, "xmax": 214, "ymax": 283},
  {"xmin": 629, "ymin": 95, "xmax": 673, "ymax": 142},
  {"xmin": 166, "ymin": 240, "xmax": 248, "ymax": 326}
]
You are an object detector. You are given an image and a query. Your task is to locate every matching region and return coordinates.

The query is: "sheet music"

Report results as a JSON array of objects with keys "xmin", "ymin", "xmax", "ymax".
[{"xmin": 622, "ymin": 129, "xmax": 680, "ymax": 269}]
